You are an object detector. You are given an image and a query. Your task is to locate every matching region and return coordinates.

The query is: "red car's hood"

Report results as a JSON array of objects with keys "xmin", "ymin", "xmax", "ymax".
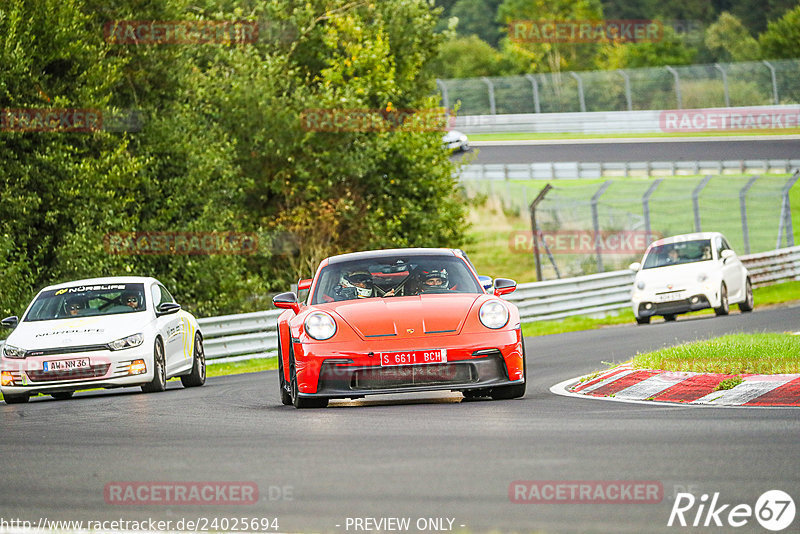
[{"xmin": 327, "ymin": 294, "xmax": 480, "ymax": 339}]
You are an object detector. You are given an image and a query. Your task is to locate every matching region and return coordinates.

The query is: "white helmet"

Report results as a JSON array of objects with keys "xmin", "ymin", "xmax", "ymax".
[{"xmin": 341, "ymin": 270, "xmax": 373, "ymax": 298}]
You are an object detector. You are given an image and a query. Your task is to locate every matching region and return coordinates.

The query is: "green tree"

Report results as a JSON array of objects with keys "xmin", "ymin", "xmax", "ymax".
[
  {"xmin": 759, "ymin": 5, "xmax": 800, "ymax": 59},
  {"xmin": 451, "ymin": 0, "xmax": 503, "ymax": 46},
  {"xmin": 705, "ymin": 12, "xmax": 760, "ymax": 62}
]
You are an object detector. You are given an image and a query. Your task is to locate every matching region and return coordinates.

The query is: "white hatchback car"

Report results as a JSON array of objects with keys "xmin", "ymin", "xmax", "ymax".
[
  {"xmin": 1, "ymin": 276, "xmax": 205, "ymax": 403},
  {"xmin": 629, "ymin": 232, "xmax": 753, "ymax": 324}
]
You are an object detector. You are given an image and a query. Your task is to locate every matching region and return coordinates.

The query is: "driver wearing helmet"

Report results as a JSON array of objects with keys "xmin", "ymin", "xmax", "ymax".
[
  {"xmin": 121, "ymin": 291, "xmax": 142, "ymax": 311},
  {"xmin": 65, "ymin": 296, "xmax": 87, "ymax": 316},
  {"xmin": 417, "ymin": 268, "xmax": 449, "ymax": 293},
  {"xmin": 334, "ymin": 270, "xmax": 375, "ymax": 300}
]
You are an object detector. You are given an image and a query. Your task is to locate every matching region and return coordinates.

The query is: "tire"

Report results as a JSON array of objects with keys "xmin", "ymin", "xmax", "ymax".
[
  {"xmin": 141, "ymin": 338, "xmax": 167, "ymax": 393},
  {"xmin": 51, "ymin": 391, "xmax": 74, "ymax": 400},
  {"xmin": 739, "ymin": 278, "xmax": 754, "ymax": 312},
  {"xmin": 714, "ymin": 283, "xmax": 730, "ymax": 316},
  {"xmin": 180, "ymin": 333, "xmax": 206, "ymax": 388},
  {"xmin": 490, "ymin": 338, "xmax": 527, "ymax": 400},
  {"xmin": 663, "ymin": 314, "xmax": 677, "ymax": 322},
  {"xmin": 289, "ymin": 347, "xmax": 328, "ymax": 409},
  {"xmin": 277, "ymin": 336, "xmax": 292, "ymax": 406},
  {"xmin": 3, "ymin": 393, "xmax": 30, "ymax": 404},
  {"xmin": 635, "ymin": 316, "xmax": 651, "ymax": 325}
]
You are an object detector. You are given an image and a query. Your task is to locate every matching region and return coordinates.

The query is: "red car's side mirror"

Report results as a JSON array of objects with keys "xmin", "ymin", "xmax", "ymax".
[
  {"xmin": 493, "ymin": 278, "xmax": 517, "ymax": 297},
  {"xmin": 273, "ymin": 292, "xmax": 300, "ymax": 314}
]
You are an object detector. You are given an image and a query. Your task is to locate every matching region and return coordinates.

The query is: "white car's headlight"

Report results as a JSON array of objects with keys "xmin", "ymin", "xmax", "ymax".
[
  {"xmin": 2, "ymin": 344, "xmax": 26, "ymax": 359},
  {"xmin": 304, "ymin": 312, "xmax": 337, "ymax": 341},
  {"xmin": 636, "ymin": 280, "xmax": 645, "ymax": 290},
  {"xmin": 479, "ymin": 300, "xmax": 509, "ymax": 329},
  {"xmin": 108, "ymin": 333, "xmax": 144, "ymax": 351},
  {"xmin": 697, "ymin": 273, "xmax": 708, "ymax": 282}
]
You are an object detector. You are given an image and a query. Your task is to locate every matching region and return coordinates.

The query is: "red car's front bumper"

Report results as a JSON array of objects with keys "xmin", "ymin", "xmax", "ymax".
[{"xmin": 292, "ymin": 329, "xmax": 524, "ymax": 398}]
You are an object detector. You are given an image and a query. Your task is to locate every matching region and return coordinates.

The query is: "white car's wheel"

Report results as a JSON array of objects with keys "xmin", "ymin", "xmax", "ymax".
[
  {"xmin": 180, "ymin": 333, "xmax": 206, "ymax": 388},
  {"xmin": 141, "ymin": 338, "xmax": 167, "ymax": 393},
  {"xmin": 714, "ymin": 283, "xmax": 730, "ymax": 316},
  {"xmin": 739, "ymin": 278, "xmax": 754, "ymax": 312},
  {"xmin": 51, "ymin": 391, "xmax": 74, "ymax": 400},
  {"xmin": 635, "ymin": 316, "xmax": 650, "ymax": 325}
]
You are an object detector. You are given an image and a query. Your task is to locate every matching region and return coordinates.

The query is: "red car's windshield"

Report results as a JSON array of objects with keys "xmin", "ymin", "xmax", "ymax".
[{"xmin": 311, "ymin": 255, "xmax": 483, "ymax": 304}]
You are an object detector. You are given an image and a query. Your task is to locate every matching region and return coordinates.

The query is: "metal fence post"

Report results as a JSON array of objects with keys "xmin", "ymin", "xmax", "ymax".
[
  {"xmin": 762, "ymin": 60, "xmax": 779, "ymax": 105},
  {"xmin": 665, "ymin": 66, "xmax": 682, "ymax": 109},
  {"xmin": 714, "ymin": 63, "xmax": 730, "ymax": 107},
  {"xmin": 435, "ymin": 79, "xmax": 449, "ymax": 113},
  {"xmin": 481, "ymin": 77, "xmax": 496, "ymax": 115},
  {"xmin": 530, "ymin": 184, "xmax": 553, "ymax": 281},
  {"xmin": 617, "ymin": 69, "xmax": 633, "ymax": 111},
  {"xmin": 524, "ymin": 74, "xmax": 541, "ymax": 113},
  {"xmin": 776, "ymin": 171, "xmax": 799, "ymax": 248},
  {"xmin": 692, "ymin": 175, "xmax": 712, "ymax": 232},
  {"xmin": 642, "ymin": 179, "xmax": 663, "ymax": 244},
  {"xmin": 570, "ymin": 71, "xmax": 586, "ymax": 112},
  {"xmin": 591, "ymin": 181, "xmax": 613, "ymax": 272},
  {"xmin": 739, "ymin": 176, "xmax": 759, "ymax": 254}
]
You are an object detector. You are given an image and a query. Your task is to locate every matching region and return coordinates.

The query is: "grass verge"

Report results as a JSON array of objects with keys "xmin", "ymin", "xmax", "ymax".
[
  {"xmin": 631, "ymin": 333, "xmax": 800, "ymax": 374},
  {"xmin": 206, "ymin": 356, "xmax": 277, "ymax": 377},
  {"xmin": 521, "ymin": 280, "xmax": 800, "ymax": 338}
]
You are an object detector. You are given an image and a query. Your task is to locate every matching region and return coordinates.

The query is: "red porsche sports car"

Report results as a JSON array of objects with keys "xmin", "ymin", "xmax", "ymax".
[{"xmin": 273, "ymin": 248, "xmax": 525, "ymax": 408}]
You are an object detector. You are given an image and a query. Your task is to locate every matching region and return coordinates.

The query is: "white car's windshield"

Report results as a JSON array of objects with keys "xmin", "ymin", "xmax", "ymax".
[
  {"xmin": 642, "ymin": 239, "xmax": 713, "ymax": 269},
  {"xmin": 24, "ymin": 283, "xmax": 147, "ymax": 322},
  {"xmin": 312, "ymin": 255, "xmax": 482, "ymax": 304}
]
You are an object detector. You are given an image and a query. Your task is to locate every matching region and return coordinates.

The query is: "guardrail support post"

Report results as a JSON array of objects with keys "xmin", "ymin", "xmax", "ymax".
[
  {"xmin": 591, "ymin": 181, "xmax": 613, "ymax": 273},
  {"xmin": 692, "ymin": 175, "xmax": 712, "ymax": 232},
  {"xmin": 777, "ymin": 171, "xmax": 799, "ymax": 248},
  {"xmin": 665, "ymin": 66, "xmax": 682, "ymax": 109},
  {"xmin": 714, "ymin": 63, "xmax": 730, "ymax": 107},
  {"xmin": 481, "ymin": 77, "xmax": 497, "ymax": 115},
  {"xmin": 529, "ymin": 184, "xmax": 553, "ymax": 281},
  {"xmin": 524, "ymin": 74, "xmax": 542, "ymax": 113},
  {"xmin": 740, "ymin": 176, "xmax": 759, "ymax": 254},
  {"xmin": 616, "ymin": 69, "xmax": 633, "ymax": 111},
  {"xmin": 435, "ymin": 79, "xmax": 449, "ymax": 112},
  {"xmin": 569, "ymin": 72, "xmax": 587, "ymax": 112},
  {"xmin": 642, "ymin": 178, "xmax": 663, "ymax": 244},
  {"xmin": 762, "ymin": 61, "xmax": 779, "ymax": 105}
]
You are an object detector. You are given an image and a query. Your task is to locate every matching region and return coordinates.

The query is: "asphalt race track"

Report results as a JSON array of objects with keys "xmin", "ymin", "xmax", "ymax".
[
  {"xmin": 1, "ymin": 305, "xmax": 798, "ymax": 533},
  {"xmin": 461, "ymin": 137, "xmax": 800, "ymax": 164}
]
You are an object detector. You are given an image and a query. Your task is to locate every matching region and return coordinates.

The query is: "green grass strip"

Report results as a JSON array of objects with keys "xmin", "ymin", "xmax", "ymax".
[
  {"xmin": 631, "ymin": 333, "xmax": 800, "ymax": 374},
  {"xmin": 469, "ymin": 129, "xmax": 800, "ymax": 142}
]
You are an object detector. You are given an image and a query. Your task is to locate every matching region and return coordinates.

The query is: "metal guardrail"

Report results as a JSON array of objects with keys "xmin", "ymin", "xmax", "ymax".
[
  {"xmin": 459, "ymin": 160, "xmax": 800, "ymax": 180},
  {"xmin": 2, "ymin": 247, "xmax": 797, "ymax": 359}
]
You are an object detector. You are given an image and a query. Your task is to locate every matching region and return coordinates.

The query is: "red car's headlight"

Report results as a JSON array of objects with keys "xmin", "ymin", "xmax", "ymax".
[
  {"xmin": 479, "ymin": 300, "xmax": 509, "ymax": 329},
  {"xmin": 304, "ymin": 312, "xmax": 337, "ymax": 341}
]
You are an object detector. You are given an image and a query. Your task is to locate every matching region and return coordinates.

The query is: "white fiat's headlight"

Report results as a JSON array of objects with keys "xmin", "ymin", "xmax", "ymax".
[
  {"xmin": 479, "ymin": 300, "xmax": 509, "ymax": 329},
  {"xmin": 304, "ymin": 312, "xmax": 337, "ymax": 341},
  {"xmin": 108, "ymin": 333, "xmax": 144, "ymax": 351},
  {"xmin": 2, "ymin": 344, "xmax": 26, "ymax": 359}
]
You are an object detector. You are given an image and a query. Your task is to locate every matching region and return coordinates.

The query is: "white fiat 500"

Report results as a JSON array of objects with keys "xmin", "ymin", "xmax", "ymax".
[
  {"xmin": 629, "ymin": 232, "xmax": 753, "ymax": 324},
  {"xmin": 1, "ymin": 276, "xmax": 205, "ymax": 404}
]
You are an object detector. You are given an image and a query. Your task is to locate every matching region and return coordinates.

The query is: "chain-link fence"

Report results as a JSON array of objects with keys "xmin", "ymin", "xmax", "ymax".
[
  {"xmin": 462, "ymin": 174, "xmax": 799, "ymax": 280},
  {"xmin": 438, "ymin": 59, "xmax": 800, "ymax": 115}
]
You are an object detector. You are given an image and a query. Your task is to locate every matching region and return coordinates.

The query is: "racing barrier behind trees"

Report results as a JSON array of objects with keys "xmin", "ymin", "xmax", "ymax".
[{"xmin": 437, "ymin": 59, "xmax": 800, "ymax": 116}]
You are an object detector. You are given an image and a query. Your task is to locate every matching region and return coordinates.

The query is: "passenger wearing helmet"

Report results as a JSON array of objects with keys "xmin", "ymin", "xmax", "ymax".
[
  {"xmin": 418, "ymin": 268, "xmax": 449, "ymax": 293},
  {"xmin": 121, "ymin": 291, "xmax": 142, "ymax": 311},
  {"xmin": 334, "ymin": 270, "xmax": 375, "ymax": 300},
  {"xmin": 65, "ymin": 296, "xmax": 87, "ymax": 316}
]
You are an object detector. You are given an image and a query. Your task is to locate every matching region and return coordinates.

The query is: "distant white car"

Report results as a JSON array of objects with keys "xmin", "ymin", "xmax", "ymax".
[
  {"xmin": 443, "ymin": 129, "xmax": 469, "ymax": 152},
  {"xmin": 1, "ymin": 276, "xmax": 205, "ymax": 404},
  {"xmin": 629, "ymin": 232, "xmax": 753, "ymax": 324}
]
